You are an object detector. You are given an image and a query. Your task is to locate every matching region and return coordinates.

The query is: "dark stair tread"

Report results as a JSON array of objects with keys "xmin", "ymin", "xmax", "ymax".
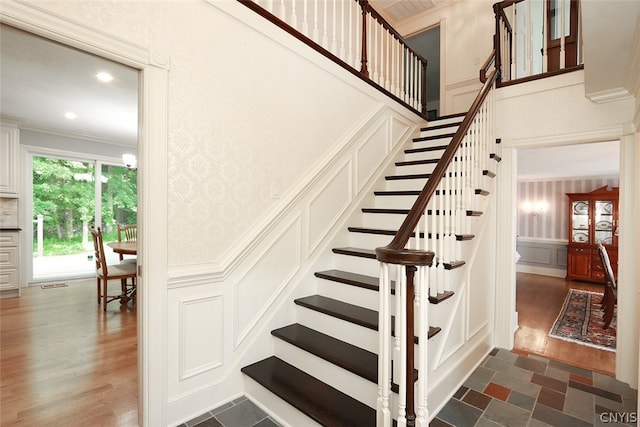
[
  {"xmin": 242, "ymin": 356, "xmax": 376, "ymax": 427},
  {"xmin": 431, "ymin": 112, "xmax": 466, "ymax": 121},
  {"xmin": 395, "ymin": 158, "xmax": 439, "ymax": 167},
  {"xmin": 490, "ymin": 153, "xmax": 502, "ymax": 162},
  {"xmin": 362, "ymin": 208, "xmax": 482, "ymax": 216},
  {"xmin": 420, "ymin": 121, "xmax": 462, "ymax": 132},
  {"xmin": 405, "ymin": 145, "xmax": 448, "ymax": 154},
  {"xmin": 315, "ymin": 269, "xmax": 383, "ymax": 292},
  {"xmin": 295, "ymin": 295, "xmax": 438, "ymax": 343},
  {"xmin": 413, "ymin": 132, "xmax": 456, "ymax": 143},
  {"xmin": 347, "ymin": 227, "xmax": 474, "ymax": 241},
  {"xmin": 315, "ymin": 269, "xmax": 457, "ymax": 304},
  {"xmin": 483, "ymin": 169, "xmax": 496, "ymax": 178},
  {"xmin": 295, "ymin": 295, "xmax": 378, "ymax": 330},
  {"xmin": 444, "ymin": 260, "xmax": 466, "ymax": 270},
  {"xmin": 272, "ymin": 324, "xmax": 377, "ymax": 383},
  {"xmin": 374, "ymin": 190, "xmax": 421, "ymax": 196},
  {"xmin": 374, "ymin": 189, "xmax": 488, "ymax": 197},
  {"xmin": 385, "ymin": 173, "xmax": 431, "ymax": 181},
  {"xmin": 429, "ymin": 290, "xmax": 455, "ymax": 304},
  {"xmin": 332, "ymin": 247, "xmax": 377, "ymax": 259}
]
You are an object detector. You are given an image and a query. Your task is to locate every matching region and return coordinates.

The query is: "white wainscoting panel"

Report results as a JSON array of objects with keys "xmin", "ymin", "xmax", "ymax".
[
  {"xmin": 234, "ymin": 216, "xmax": 302, "ymax": 348},
  {"xmin": 445, "ymin": 78, "xmax": 482, "ymax": 115},
  {"xmin": 179, "ymin": 293, "xmax": 224, "ymax": 380},
  {"xmin": 390, "ymin": 116, "xmax": 411, "ymax": 145},
  {"xmin": 308, "ymin": 162, "xmax": 352, "ymax": 253},
  {"xmin": 356, "ymin": 121, "xmax": 389, "ymax": 192}
]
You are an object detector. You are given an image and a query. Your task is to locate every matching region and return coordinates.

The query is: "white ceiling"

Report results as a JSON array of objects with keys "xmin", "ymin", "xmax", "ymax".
[
  {"xmin": 0, "ymin": 24, "xmax": 139, "ymax": 147},
  {"xmin": 517, "ymin": 141, "xmax": 620, "ymax": 180}
]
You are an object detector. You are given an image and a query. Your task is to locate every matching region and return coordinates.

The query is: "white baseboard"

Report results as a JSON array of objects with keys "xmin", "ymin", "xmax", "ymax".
[{"xmin": 516, "ymin": 264, "xmax": 566, "ymax": 278}]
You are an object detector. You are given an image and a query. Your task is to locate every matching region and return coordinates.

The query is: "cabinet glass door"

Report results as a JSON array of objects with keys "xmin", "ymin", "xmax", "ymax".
[
  {"xmin": 571, "ymin": 200, "xmax": 589, "ymax": 243},
  {"xmin": 594, "ymin": 200, "xmax": 614, "ymax": 245}
]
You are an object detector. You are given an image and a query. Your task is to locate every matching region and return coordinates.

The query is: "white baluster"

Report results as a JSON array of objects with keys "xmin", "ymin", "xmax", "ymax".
[
  {"xmin": 339, "ymin": 0, "xmax": 346, "ymax": 61},
  {"xmin": 377, "ymin": 262, "xmax": 392, "ymax": 427},
  {"xmin": 416, "ymin": 265, "xmax": 429, "ymax": 427},
  {"xmin": 347, "ymin": 0, "xmax": 354, "ymax": 67},
  {"xmin": 437, "ymin": 181, "xmax": 445, "ymax": 295},
  {"xmin": 395, "ymin": 266, "xmax": 406, "ymax": 426},
  {"xmin": 322, "ymin": 0, "xmax": 328, "ymax": 48},
  {"xmin": 385, "ymin": 31, "xmax": 391, "ymax": 90},
  {"xmin": 331, "ymin": 0, "xmax": 337, "ymax": 54},
  {"xmin": 302, "ymin": 0, "xmax": 309, "ymax": 36},
  {"xmin": 373, "ymin": 20, "xmax": 379, "ymax": 84},
  {"xmin": 429, "ymin": 190, "xmax": 437, "ymax": 298},
  {"xmin": 279, "ymin": 0, "xmax": 286, "ymax": 21},
  {"xmin": 313, "ymin": 0, "xmax": 319, "ymax": 43},
  {"xmin": 265, "ymin": 0, "xmax": 274, "ymax": 14}
]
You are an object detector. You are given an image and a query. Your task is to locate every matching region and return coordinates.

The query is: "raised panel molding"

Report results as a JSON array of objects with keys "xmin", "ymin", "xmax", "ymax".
[
  {"xmin": 308, "ymin": 161, "xmax": 352, "ymax": 253},
  {"xmin": 355, "ymin": 121, "xmax": 389, "ymax": 193},
  {"xmin": 179, "ymin": 293, "xmax": 224, "ymax": 380},
  {"xmin": 234, "ymin": 216, "xmax": 301, "ymax": 348}
]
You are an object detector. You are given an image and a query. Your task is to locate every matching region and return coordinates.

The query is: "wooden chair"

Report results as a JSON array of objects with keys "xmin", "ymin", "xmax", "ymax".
[
  {"xmin": 596, "ymin": 243, "xmax": 617, "ymax": 329},
  {"xmin": 90, "ymin": 226, "xmax": 137, "ymax": 311},
  {"xmin": 117, "ymin": 224, "xmax": 137, "ymax": 262}
]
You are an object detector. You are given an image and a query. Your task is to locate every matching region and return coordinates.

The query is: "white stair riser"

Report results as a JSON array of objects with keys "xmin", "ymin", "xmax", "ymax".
[
  {"xmin": 296, "ymin": 305, "xmax": 378, "ymax": 353},
  {"xmin": 273, "ymin": 339, "xmax": 378, "ymax": 408},
  {"xmin": 427, "ymin": 116, "xmax": 464, "ymax": 126},
  {"xmin": 384, "ymin": 178, "xmax": 428, "ymax": 191},
  {"xmin": 316, "ymin": 279, "xmax": 388, "ymax": 312},
  {"xmin": 362, "ymin": 213, "xmax": 409, "ymax": 229},
  {"xmin": 402, "ymin": 150, "xmax": 445, "ymax": 163},
  {"xmin": 394, "ymin": 163, "xmax": 438, "ymax": 175},
  {"xmin": 419, "ymin": 125, "xmax": 461, "ymax": 137},
  {"xmin": 332, "ymin": 253, "xmax": 380, "ymax": 277},
  {"xmin": 244, "ymin": 377, "xmax": 323, "ymax": 427},
  {"xmin": 373, "ymin": 195, "xmax": 418, "ymax": 209},
  {"xmin": 348, "ymin": 231, "xmax": 399, "ymax": 250},
  {"xmin": 411, "ymin": 137, "xmax": 453, "ymax": 150}
]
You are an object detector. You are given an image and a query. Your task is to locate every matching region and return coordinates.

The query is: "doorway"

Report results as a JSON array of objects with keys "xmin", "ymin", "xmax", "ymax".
[
  {"xmin": 406, "ymin": 25, "xmax": 441, "ymax": 119},
  {"xmin": 514, "ymin": 141, "xmax": 620, "ymax": 374}
]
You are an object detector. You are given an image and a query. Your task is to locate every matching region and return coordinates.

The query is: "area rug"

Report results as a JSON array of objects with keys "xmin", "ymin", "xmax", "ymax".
[{"xmin": 548, "ymin": 288, "xmax": 616, "ymax": 351}]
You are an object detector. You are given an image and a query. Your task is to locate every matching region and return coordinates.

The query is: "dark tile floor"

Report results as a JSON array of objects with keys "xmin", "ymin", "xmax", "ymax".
[{"xmin": 182, "ymin": 348, "xmax": 637, "ymax": 427}]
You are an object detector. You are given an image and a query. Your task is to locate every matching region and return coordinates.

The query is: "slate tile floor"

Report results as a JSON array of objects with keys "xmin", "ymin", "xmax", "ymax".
[{"xmin": 181, "ymin": 348, "xmax": 637, "ymax": 427}]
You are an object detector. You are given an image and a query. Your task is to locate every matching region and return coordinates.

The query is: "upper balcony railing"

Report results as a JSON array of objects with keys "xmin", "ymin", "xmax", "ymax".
[
  {"xmin": 238, "ymin": 0, "xmax": 428, "ymax": 117},
  {"xmin": 494, "ymin": 0, "xmax": 583, "ymax": 86}
]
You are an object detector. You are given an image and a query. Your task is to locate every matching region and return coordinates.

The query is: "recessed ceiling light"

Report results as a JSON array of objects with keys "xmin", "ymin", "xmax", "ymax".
[
  {"xmin": 96, "ymin": 72, "xmax": 114, "ymax": 82},
  {"xmin": 65, "ymin": 112, "xmax": 77, "ymax": 120}
]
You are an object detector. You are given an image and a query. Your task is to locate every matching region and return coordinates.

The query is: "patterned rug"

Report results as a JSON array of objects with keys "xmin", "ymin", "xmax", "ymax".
[{"xmin": 549, "ymin": 289, "xmax": 616, "ymax": 352}]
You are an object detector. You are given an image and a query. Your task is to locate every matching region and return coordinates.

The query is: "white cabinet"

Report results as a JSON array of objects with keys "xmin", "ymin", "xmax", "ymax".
[
  {"xmin": 0, "ymin": 231, "xmax": 21, "ymax": 298},
  {"xmin": 0, "ymin": 125, "xmax": 20, "ymax": 195}
]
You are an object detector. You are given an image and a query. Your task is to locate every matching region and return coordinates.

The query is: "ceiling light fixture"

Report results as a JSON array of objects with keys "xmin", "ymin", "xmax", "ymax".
[
  {"xmin": 96, "ymin": 72, "xmax": 114, "ymax": 82},
  {"xmin": 65, "ymin": 112, "xmax": 77, "ymax": 120}
]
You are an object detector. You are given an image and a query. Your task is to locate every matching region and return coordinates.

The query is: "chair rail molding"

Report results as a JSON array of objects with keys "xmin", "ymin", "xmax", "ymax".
[{"xmin": 0, "ymin": 2, "xmax": 171, "ymax": 426}]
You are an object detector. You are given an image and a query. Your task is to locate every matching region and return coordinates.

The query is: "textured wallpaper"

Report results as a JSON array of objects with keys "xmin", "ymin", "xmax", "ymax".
[{"xmin": 32, "ymin": 0, "xmax": 381, "ymax": 266}]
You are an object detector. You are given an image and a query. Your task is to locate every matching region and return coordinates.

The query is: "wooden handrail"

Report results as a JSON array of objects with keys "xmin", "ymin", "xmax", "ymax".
[{"xmin": 376, "ymin": 54, "xmax": 498, "ymax": 266}]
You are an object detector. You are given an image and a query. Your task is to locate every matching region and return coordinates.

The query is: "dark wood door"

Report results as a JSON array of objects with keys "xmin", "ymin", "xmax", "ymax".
[
  {"xmin": 567, "ymin": 246, "xmax": 590, "ymax": 280},
  {"xmin": 546, "ymin": 0, "xmax": 579, "ymax": 71}
]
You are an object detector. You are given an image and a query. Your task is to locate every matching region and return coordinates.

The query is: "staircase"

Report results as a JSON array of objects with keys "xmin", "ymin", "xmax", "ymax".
[{"xmin": 242, "ymin": 112, "xmax": 501, "ymax": 426}]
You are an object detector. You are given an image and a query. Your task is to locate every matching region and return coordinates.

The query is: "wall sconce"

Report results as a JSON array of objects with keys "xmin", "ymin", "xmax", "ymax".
[
  {"xmin": 522, "ymin": 200, "xmax": 548, "ymax": 216},
  {"xmin": 122, "ymin": 153, "xmax": 137, "ymax": 170}
]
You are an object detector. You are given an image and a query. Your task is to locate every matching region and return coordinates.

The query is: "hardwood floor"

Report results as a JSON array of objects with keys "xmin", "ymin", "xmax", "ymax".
[
  {"xmin": 0, "ymin": 280, "xmax": 138, "ymax": 426},
  {"xmin": 514, "ymin": 272, "xmax": 616, "ymax": 376}
]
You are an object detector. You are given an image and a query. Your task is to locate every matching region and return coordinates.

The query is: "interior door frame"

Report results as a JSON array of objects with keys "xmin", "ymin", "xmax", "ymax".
[{"xmin": 1, "ymin": 2, "xmax": 170, "ymax": 425}]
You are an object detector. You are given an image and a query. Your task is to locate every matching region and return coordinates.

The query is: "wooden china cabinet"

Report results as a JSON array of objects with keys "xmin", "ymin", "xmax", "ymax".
[{"xmin": 566, "ymin": 186, "xmax": 619, "ymax": 282}]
